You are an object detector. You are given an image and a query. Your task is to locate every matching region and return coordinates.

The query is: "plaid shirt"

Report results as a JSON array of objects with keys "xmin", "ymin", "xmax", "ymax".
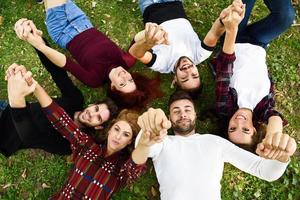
[
  {"xmin": 43, "ymin": 102, "xmax": 146, "ymax": 200},
  {"xmin": 213, "ymin": 51, "xmax": 285, "ymax": 125}
]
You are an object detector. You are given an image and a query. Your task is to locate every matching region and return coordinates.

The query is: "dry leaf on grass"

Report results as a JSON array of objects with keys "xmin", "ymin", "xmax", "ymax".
[
  {"xmin": 42, "ymin": 183, "xmax": 51, "ymax": 189},
  {"xmin": 21, "ymin": 169, "xmax": 27, "ymax": 179},
  {"xmin": 0, "ymin": 16, "xmax": 3, "ymax": 26}
]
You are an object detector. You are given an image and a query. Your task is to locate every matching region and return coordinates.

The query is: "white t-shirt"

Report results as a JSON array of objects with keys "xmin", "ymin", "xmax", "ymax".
[
  {"xmin": 230, "ymin": 43, "xmax": 271, "ymax": 110},
  {"xmin": 135, "ymin": 133, "xmax": 288, "ymax": 200},
  {"xmin": 150, "ymin": 18, "xmax": 213, "ymax": 73}
]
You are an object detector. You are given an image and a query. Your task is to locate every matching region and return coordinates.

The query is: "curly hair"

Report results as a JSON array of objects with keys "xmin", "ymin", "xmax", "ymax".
[{"xmin": 107, "ymin": 73, "xmax": 163, "ymax": 111}]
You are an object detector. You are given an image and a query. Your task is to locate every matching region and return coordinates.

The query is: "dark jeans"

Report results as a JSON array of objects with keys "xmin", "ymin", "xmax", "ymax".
[
  {"xmin": 237, "ymin": 0, "xmax": 295, "ymax": 48},
  {"xmin": 0, "ymin": 100, "xmax": 8, "ymax": 118}
]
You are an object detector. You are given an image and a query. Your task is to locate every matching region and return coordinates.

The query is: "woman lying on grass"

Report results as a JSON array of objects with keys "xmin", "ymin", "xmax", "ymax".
[
  {"xmin": 211, "ymin": 0, "xmax": 295, "ymax": 152},
  {"xmin": 14, "ymin": 0, "xmax": 163, "ymax": 110},
  {"xmin": 5, "ymin": 64, "xmax": 152, "ymax": 199}
]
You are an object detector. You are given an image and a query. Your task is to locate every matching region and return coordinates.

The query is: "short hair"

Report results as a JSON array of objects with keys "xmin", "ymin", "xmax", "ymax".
[
  {"xmin": 168, "ymin": 90, "xmax": 195, "ymax": 109},
  {"xmin": 107, "ymin": 72, "xmax": 163, "ymax": 111}
]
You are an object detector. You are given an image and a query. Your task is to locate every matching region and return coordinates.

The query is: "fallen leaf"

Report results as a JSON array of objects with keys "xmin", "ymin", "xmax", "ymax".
[
  {"xmin": 0, "ymin": 16, "xmax": 3, "ymax": 25},
  {"xmin": 3, "ymin": 183, "xmax": 12, "ymax": 189},
  {"xmin": 42, "ymin": 183, "xmax": 50, "ymax": 189},
  {"xmin": 21, "ymin": 169, "xmax": 27, "ymax": 179},
  {"xmin": 151, "ymin": 186, "xmax": 158, "ymax": 197}
]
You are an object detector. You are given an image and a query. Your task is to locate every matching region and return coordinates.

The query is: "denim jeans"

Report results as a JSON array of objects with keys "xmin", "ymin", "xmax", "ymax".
[
  {"xmin": 0, "ymin": 101, "xmax": 8, "ymax": 111},
  {"xmin": 46, "ymin": 0, "xmax": 93, "ymax": 49},
  {"xmin": 139, "ymin": 0, "xmax": 183, "ymax": 14},
  {"xmin": 237, "ymin": 0, "xmax": 295, "ymax": 48}
]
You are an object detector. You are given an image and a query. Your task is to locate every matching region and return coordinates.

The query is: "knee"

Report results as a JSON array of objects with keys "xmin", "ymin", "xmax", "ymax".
[{"xmin": 277, "ymin": 5, "xmax": 295, "ymax": 28}]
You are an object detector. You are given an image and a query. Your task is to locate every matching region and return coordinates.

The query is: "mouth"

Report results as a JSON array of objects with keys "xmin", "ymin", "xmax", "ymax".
[
  {"xmin": 111, "ymin": 140, "xmax": 120, "ymax": 146},
  {"xmin": 235, "ymin": 114, "xmax": 246, "ymax": 120}
]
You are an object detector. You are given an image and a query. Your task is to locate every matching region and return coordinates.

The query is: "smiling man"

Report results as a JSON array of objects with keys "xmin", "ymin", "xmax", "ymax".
[
  {"xmin": 134, "ymin": 90, "xmax": 296, "ymax": 200},
  {"xmin": 0, "ymin": 51, "xmax": 118, "ymax": 157},
  {"xmin": 129, "ymin": 0, "xmax": 232, "ymax": 96}
]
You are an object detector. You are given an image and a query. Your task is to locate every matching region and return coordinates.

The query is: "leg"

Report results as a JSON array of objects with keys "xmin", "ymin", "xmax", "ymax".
[
  {"xmin": 138, "ymin": 0, "xmax": 182, "ymax": 15},
  {"xmin": 241, "ymin": 0, "xmax": 295, "ymax": 47},
  {"xmin": 0, "ymin": 100, "xmax": 8, "ymax": 111},
  {"xmin": 44, "ymin": 0, "xmax": 67, "ymax": 10},
  {"xmin": 45, "ymin": 0, "xmax": 93, "ymax": 49},
  {"xmin": 238, "ymin": 0, "xmax": 257, "ymax": 33}
]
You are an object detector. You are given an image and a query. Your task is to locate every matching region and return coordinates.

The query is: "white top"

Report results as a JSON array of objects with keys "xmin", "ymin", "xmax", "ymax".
[
  {"xmin": 135, "ymin": 133, "xmax": 288, "ymax": 200},
  {"xmin": 150, "ymin": 18, "xmax": 213, "ymax": 73},
  {"xmin": 230, "ymin": 43, "xmax": 271, "ymax": 110}
]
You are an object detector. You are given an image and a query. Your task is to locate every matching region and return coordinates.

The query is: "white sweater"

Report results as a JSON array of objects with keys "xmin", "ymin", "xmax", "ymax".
[{"xmin": 136, "ymin": 133, "xmax": 288, "ymax": 200}]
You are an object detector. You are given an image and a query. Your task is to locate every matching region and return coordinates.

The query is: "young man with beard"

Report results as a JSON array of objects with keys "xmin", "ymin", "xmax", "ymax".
[
  {"xmin": 0, "ymin": 52, "xmax": 118, "ymax": 157},
  {"xmin": 129, "ymin": 0, "xmax": 243, "ymax": 95},
  {"xmin": 134, "ymin": 90, "xmax": 296, "ymax": 200}
]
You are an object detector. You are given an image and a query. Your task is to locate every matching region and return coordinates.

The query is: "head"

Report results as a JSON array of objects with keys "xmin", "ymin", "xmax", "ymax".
[
  {"xmin": 106, "ymin": 109, "xmax": 140, "ymax": 154},
  {"xmin": 173, "ymin": 56, "xmax": 201, "ymax": 93},
  {"xmin": 109, "ymin": 66, "xmax": 137, "ymax": 93},
  {"xmin": 227, "ymin": 108, "xmax": 258, "ymax": 148},
  {"xmin": 168, "ymin": 90, "xmax": 197, "ymax": 136},
  {"xmin": 107, "ymin": 73, "xmax": 163, "ymax": 111},
  {"xmin": 76, "ymin": 98, "xmax": 118, "ymax": 130}
]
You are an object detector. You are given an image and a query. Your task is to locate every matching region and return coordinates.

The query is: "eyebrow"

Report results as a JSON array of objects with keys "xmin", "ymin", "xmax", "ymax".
[{"xmin": 172, "ymin": 105, "xmax": 193, "ymax": 110}]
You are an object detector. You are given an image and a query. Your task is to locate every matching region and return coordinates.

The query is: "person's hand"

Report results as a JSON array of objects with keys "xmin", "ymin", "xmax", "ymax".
[
  {"xmin": 144, "ymin": 23, "xmax": 169, "ymax": 47},
  {"xmin": 256, "ymin": 135, "xmax": 297, "ymax": 163},
  {"xmin": 222, "ymin": 0, "xmax": 245, "ymax": 31},
  {"xmin": 138, "ymin": 130, "xmax": 167, "ymax": 147},
  {"xmin": 7, "ymin": 64, "xmax": 37, "ymax": 100},
  {"xmin": 14, "ymin": 18, "xmax": 44, "ymax": 48},
  {"xmin": 5, "ymin": 63, "xmax": 27, "ymax": 80},
  {"xmin": 138, "ymin": 108, "xmax": 171, "ymax": 139}
]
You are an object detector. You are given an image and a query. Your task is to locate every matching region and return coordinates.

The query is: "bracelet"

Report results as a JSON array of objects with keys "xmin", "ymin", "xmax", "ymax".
[{"xmin": 219, "ymin": 18, "xmax": 224, "ymax": 26}]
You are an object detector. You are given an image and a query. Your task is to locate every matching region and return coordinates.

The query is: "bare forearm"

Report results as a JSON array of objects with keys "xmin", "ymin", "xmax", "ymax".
[
  {"xmin": 35, "ymin": 44, "xmax": 67, "ymax": 68},
  {"xmin": 131, "ymin": 144, "xmax": 150, "ymax": 165},
  {"xmin": 203, "ymin": 18, "xmax": 225, "ymax": 47},
  {"xmin": 267, "ymin": 116, "xmax": 283, "ymax": 135},
  {"xmin": 33, "ymin": 84, "xmax": 53, "ymax": 108},
  {"xmin": 129, "ymin": 39, "xmax": 152, "ymax": 59},
  {"xmin": 223, "ymin": 28, "xmax": 237, "ymax": 54}
]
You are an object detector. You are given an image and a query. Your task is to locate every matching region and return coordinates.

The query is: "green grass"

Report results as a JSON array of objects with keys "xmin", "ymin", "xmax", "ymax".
[{"xmin": 0, "ymin": 0, "xmax": 299, "ymax": 199}]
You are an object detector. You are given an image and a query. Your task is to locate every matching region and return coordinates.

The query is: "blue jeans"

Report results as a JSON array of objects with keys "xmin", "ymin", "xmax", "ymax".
[
  {"xmin": 45, "ymin": 0, "xmax": 93, "ymax": 49},
  {"xmin": 139, "ymin": 0, "xmax": 183, "ymax": 14},
  {"xmin": 237, "ymin": 0, "xmax": 295, "ymax": 48}
]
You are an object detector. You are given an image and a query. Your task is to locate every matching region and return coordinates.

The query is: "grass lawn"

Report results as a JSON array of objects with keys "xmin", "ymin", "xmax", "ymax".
[{"xmin": 0, "ymin": 0, "xmax": 299, "ymax": 199}]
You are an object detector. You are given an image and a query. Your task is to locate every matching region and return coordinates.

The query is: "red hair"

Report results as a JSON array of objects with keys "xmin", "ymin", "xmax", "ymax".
[{"xmin": 107, "ymin": 73, "xmax": 163, "ymax": 111}]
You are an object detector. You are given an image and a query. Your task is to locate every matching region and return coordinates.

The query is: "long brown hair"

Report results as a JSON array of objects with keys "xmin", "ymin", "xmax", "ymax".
[
  {"xmin": 107, "ymin": 73, "xmax": 163, "ymax": 111},
  {"xmin": 95, "ymin": 109, "xmax": 140, "ymax": 154}
]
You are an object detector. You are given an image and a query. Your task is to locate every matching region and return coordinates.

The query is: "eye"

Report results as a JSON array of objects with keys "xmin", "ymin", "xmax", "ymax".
[
  {"xmin": 95, "ymin": 106, "xmax": 99, "ymax": 112},
  {"xmin": 123, "ymin": 132, "xmax": 130, "ymax": 137},
  {"xmin": 129, "ymin": 79, "xmax": 134, "ymax": 83},
  {"xmin": 242, "ymin": 128, "xmax": 250, "ymax": 132},
  {"xmin": 185, "ymin": 109, "xmax": 191, "ymax": 113},
  {"xmin": 119, "ymin": 83, "xmax": 125, "ymax": 87},
  {"xmin": 114, "ymin": 126, "xmax": 120, "ymax": 131},
  {"xmin": 229, "ymin": 127, "xmax": 236, "ymax": 132}
]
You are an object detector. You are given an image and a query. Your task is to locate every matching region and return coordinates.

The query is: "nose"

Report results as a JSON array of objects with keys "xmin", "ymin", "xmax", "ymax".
[
  {"xmin": 115, "ymin": 132, "xmax": 121, "ymax": 140},
  {"xmin": 180, "ymin": 112, "xmax": 187, "ymax": 119}
]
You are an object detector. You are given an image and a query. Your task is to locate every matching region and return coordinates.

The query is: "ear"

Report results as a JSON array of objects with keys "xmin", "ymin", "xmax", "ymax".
[{"xmin": 94, "ymin": 125, "xmax": 104, "ymax": 130}]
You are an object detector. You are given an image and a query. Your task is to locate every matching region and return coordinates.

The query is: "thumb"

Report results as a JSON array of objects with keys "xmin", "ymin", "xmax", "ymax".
[
  {"xmin": 37, "ymin": 30, "xmax": 43, "ymax": 37},
  {"xmin": 161, "ymin": 119, "xmax": 171, "ymax": 130},
  {"xmin": 256, "ymin": 143, "xmax": 265, "ymax": 155}
]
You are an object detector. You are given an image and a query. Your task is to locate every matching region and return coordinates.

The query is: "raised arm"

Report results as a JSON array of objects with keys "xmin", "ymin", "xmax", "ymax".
[{"xmin": 129, "ymin": 23, "xmax": 169, "ymax": 64}]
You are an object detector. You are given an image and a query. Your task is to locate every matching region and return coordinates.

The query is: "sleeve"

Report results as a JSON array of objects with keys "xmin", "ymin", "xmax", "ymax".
[
  {"xmin": 134, "ymin": 130, "xmax": 164, "ymax": 161},
  {"xmin": 10, "ymin": 106, "xmax": 38, "ymax": 144},
  {"xmin": 118, "ymin": 158, "xmax": 147, "ymax": 185},
  {"xmin": 148, "ymin": 47, "xmax": 172, "ymax": 73},
  {"xmin": 254, "ymin": 81, "xmax": 287, "ymax": 126},
  {"xmin": 42, "ymin": 101, "xmax": 91, "ymax": 153},
  {"xmin": 34, "ymin": 44, "xmax": 84, "ymax": 108},
  {"xmin": 194, "ymin": 41, "xmax": 214, "ymax": 64},
  {"xmin": 220, "ymin": 138, "xmax": 289, "ymax": 182},
  {"xmin": 214, "ymin": 51, "xmax": 236, "ymax": 117},
  {"xmin": 63, "ymin": 58, "xmax": 104, "ymax": 88}
]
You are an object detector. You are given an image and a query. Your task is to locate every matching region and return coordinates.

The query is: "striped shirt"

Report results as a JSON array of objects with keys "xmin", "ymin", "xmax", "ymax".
[{"xmin": 43, "ymin": 102, "xmax": 146, "ymax": 199}]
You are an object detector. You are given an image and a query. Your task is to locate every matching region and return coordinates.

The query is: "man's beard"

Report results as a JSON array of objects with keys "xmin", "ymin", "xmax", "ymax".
[{"xmin": 171, "ymin": 118, "xmax": 196, "ymax": 136}]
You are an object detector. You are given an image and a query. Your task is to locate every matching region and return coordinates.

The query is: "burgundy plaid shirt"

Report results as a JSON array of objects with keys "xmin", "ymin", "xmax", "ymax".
[
  {"xmin": 43, "ymin": 102, "xmax": 146, "ymax": 200},
  {"xmin": 213, "ymin": 51, "xmax": 285, "ymax": 124}
]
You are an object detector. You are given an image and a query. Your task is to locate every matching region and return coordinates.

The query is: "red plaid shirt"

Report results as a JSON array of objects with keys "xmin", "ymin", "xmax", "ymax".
[
  {"xmin": 213, "ymin": 51, "xmax": 285, "ymax": 125},
  {"xmin": 43, "ymin": 102, "xmax": 146, "ymax": 200}
]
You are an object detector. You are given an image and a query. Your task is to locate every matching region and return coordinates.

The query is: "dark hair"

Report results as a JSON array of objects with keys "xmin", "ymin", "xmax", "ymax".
[
  {"xmin": 95, "ymin": 109, "xmax": 140, "ymax": 154},
  {"xmin": 80, "ymin": 98, "xmax": 118, "ymax": 137},
  {"xmin": 168, "ymin": 90, "xmax": 195, "ymax": 109},
  {"xmin": 173, "ymin": 56, "xmax": 202, "ymax": 98},
  {"xmin": 107, "ymin": 72, "xmax": 163, "ymax": 111}
]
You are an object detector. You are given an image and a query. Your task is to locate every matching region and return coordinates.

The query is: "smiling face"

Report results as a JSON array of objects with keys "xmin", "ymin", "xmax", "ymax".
[
  {"xmin": 109, "ymin": 66, "xmax": 137, "ymax": 93},
  {"xmin": 77, "ymin": 103, "xmax": 110, "ymax": 128},
  {"xmin": 174, "ymin": 57, "xmax": 200, "ymax": 90},
  {"xmin": 107, "ymin": 120, "xmax": 133, "ymax": 154},
  {"xmin": 228, "ymin": 108, "xmax": 256, "ymax": 145},
  {"xmin": 169, "ymin": 99, "xmax": 197, "ymax": 136}
]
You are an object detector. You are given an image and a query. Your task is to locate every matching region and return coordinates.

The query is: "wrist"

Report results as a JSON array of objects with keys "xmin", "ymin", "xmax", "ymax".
[
  {"xmin": 8, "ymin": 96, "xmax": 26, "ymax": 108},
  {"xmin": 225, "ymin": 27, "xmax": 238, "ymax": 34},
  {"xmin": 277, "ymin": 156, "xmax": 290, "ymax": 163}
]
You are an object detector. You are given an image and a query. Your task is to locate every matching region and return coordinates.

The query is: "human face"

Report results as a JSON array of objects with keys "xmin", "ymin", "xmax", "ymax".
[
  {"xmin": 169, "ymin": 99, "xmax": 196, "ymax": 136},
  {"xmin": 228, "ymin": 109, "xmax": 256, "ymax": 145},
  {"xmin": 174, "ymin": 57, "xmax": 200, "ymax": 90},
  {"xmin": 78, "ymin": 104, "xmax": 110, "ymax": 127},
  {"xmin": 107, "ymin": 120, "xmax": 133, "ymax": 154},
  {"xmin": 109, "ymin": 66, "xmax": 136, "ymax": 93}
]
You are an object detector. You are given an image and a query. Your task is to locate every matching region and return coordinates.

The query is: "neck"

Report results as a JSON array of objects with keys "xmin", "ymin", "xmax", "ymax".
[
  {"xmin": 238, "ymin": 108, "xmax": 253, "ymax": 118},
  {"xmin": 73, "ymin": 112, "xmax": 84, "ymax": 128},
  {"xmin": 174, "ymin": 129, "xmax": 195, "ymax": 137},
  {"xmin": 105, "ymin": 146, "xmax": 116, "ymax": 157}
]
